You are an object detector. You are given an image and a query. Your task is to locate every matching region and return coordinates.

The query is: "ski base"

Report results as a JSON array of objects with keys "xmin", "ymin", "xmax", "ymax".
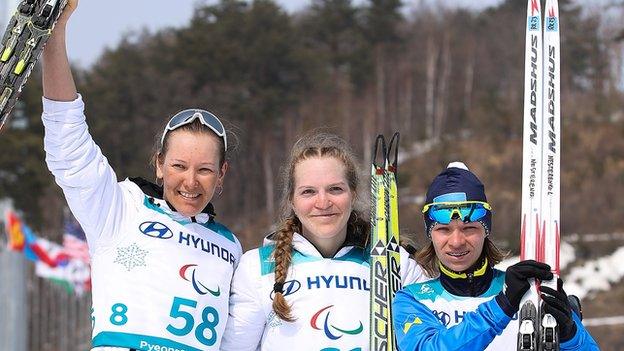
[{"xmin": 0, "ymin": 0, "xmax": 68, "ymax": 129}]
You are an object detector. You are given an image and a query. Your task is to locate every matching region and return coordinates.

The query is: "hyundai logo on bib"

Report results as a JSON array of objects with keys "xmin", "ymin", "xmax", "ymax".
[
  {"xmin": 269, "ymin": 279, "xmax": 301, "ymax": 300},
  {"xmin": 138, "ymin": 221, "xmax": 236, "ymax": 267},
  {"xmin": 433, "ymin": 309, "xmax": 451, "ymax": 326},
  {"xmin": 139, "ymin": 221, "xmax": 174, "ymax": 239}
]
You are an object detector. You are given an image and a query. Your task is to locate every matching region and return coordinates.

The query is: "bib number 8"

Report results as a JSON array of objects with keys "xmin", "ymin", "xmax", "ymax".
[
  {"xmin": 166, "ymin": 297, "xmax": 219, "ymax": 346},
  {"xmin": 110, "ymin": 303, "xmax": 128, "ymax": 326}
]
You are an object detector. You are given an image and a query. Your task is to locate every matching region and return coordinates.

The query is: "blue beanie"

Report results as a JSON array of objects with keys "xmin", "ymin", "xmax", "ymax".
[{"xmin": 423, "ymin": 162, "xmax": 492, "ymax": 238}]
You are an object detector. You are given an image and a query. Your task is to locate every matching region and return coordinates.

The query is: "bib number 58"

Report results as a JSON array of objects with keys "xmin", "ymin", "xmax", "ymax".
[{"xmin": 166, "ymin": 297, "xmax": 219, "ymax": 346}]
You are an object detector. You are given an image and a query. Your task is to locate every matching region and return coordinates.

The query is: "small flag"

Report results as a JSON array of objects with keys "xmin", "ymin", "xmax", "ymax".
[
  {"xmin": 4, "ymin": 210, "xmax": 25, "ymax": 251},
  {"xmin": 62, "ymin": 215, "xmax": 90, "ymax": 263},
  {"xmin": 62, "ymin": 233, "xmax": 90, "ymax": 263},
  {"xmin": 35, "ymin": 238, "xmax": 91, "ymax": 295},
  {"xmin": 23, "ymin": 224, "xmax": 62, "ymax": 267}
]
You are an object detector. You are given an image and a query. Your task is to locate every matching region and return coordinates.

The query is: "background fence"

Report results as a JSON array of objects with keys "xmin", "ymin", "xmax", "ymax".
[
  {"xmin": 0, "ymin": 250, "xmax": 27, "ymax": 351},
  {"xmin": 0, "ymin": 248, "xmax": 91, "ymax": 351}
]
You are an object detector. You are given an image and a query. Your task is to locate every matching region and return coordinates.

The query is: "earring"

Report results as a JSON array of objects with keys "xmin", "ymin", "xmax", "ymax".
[{"xmin": 216, "ymin": 184, "xmax": 223, "ymax": 196}]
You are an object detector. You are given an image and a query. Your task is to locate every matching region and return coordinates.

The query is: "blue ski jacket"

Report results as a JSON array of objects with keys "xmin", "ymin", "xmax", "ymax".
[{"xmin": 393, "ymin": 268, "xmax": 599, "ymax": 351}]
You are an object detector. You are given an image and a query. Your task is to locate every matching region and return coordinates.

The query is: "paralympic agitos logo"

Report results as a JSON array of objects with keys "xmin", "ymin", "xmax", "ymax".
[
  {"xmin": 310, "ymin": 305, "xmax": 363, "ymax": 340},
  {"xmin": 179, "ymin": 264, "xmax": 220, "ymax": 297}
]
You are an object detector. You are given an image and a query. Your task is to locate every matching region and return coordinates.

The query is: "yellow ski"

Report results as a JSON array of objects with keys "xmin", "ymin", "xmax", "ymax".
[{"xmin": 370, "ymin": 132, "xmax": 401, "ymax": 351}]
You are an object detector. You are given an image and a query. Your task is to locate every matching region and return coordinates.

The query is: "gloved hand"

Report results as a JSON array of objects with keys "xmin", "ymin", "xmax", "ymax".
[
  {"xmin": 541, "ymin": 278, "xmax": 577, "ymax": 343},
  {"xmin": 503, "ymin": 260, "xmax": 553, "ymax": 311}
]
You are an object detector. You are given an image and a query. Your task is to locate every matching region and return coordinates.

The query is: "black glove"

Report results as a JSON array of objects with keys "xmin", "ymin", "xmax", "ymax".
[
  {"xmin": 503, "ymin": 260, "xmax": 553, "ymax": 311},
  {"xmin": 541, "ymin": 278, "xmax": 577, "ymax": 343}
]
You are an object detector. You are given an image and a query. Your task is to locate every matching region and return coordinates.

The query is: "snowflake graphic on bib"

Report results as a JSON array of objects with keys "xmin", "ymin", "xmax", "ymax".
[{"xmin": 114, "ymin": 243, "xmax": 148, "ymax": 271}]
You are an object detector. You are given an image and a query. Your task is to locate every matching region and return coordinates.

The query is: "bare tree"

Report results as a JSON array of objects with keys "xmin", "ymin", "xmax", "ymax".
[
  {"xmin": 425, "ymin": 35, "xmax": 438, "ymax": 141},
  {"xmin": 434, "ymin": 30, "xmax": 452, "ymax": 140},
  {"xmin": 463, "ymin": 40, "xmax": 476, "ymax": 123}
]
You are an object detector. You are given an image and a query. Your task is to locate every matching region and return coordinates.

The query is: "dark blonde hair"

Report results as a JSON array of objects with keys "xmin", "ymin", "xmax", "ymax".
[
  {"xmin": 416, "ymin": 238, "xmax": 507, "ymax": 278},
  {"xmin": 151, "ymin": 119, "xmax": 228, "ymax": 183},
  {"xmin": 271, "ymin": 132, "xmax": 368, "ymax": 321}
]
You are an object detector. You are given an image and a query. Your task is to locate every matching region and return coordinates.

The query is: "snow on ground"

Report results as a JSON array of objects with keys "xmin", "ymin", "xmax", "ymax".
[
  {"xmin": 495, "ymin": 241, "xmax": 576, "ymax": 271},
  {"xmin": 564, "ymin": 246, "xmax": 624, "ymax": 300},
  {"xmin": 495, "ymin": 241, "xmax": 624, "ymax": 302}
]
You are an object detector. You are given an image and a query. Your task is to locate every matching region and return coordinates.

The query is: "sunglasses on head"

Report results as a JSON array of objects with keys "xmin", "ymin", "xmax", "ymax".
[
  {"xmin": 161, "ymin": 109, "xmax": 227, "ymax": 150},
  {"xmin": 422, "ymin": 201, "xmax": 491, "ymax": 225}
]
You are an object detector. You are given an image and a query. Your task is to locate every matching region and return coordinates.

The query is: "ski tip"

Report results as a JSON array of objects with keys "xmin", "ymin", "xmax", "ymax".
[
  {"xmin": 387, "ymin": 132, "xmax": 401, "ymax": 165},
  {"xmin": 372, "ymin": 134, "xmax": 387, "ymax": 167}
]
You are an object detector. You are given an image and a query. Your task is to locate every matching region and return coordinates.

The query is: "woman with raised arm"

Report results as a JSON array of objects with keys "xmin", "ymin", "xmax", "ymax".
[
  {"xmin": 221, "ymin": 132, "xmax": 427, "ymax": 350},
  {"xmin": 41, "ymin": 1, "xmax": 242, "ymax": 350}
]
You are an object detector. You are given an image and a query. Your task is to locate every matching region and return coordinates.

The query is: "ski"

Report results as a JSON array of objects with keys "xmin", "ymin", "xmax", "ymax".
[
  {"xmin": 386, "ymin": 132, "xmax": 401, "ymax": 351},
  {"xmin": 370, "ymin": 135, "xmax": 391, "ymax": 351},
  {"xmin": 518, "ymin": 0, "xmax": 561, "ymax": 350},
  {"xmin": 518, "ymin": 1, "xmax": 544, "ymax": 350},
  {"xmin": 0, "ymin": 0, "xmax": 68, "ymax": 129},
  {"xmin": 369, "ymin": 132, "xmax": 401, "ymax": 351},
  {"xmin": 540, "ymin": 0, "xmax": 561, "ymax": 349}
]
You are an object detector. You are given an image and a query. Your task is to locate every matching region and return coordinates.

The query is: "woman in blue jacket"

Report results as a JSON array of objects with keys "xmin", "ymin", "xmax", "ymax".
[{"xmin": 392, "ymin": 162, "xmax": 599, "ymax": 350}]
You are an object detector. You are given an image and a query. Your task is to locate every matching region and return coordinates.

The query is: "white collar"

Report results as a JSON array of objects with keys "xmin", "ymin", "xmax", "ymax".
[
  {"xmin": 264, "ymin": 232, "xmax": 358, "ymax": 258},
  {"xmin": 148, "ymin": 196, "xmax": 212, "ymax": 224}
]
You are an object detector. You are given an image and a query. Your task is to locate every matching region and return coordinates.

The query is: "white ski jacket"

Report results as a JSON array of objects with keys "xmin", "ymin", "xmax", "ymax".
[
  {"xmin": 221, "ymin": 233, "xmax": 427, "ymax": 350},
  {"xmin": 42, "ymin": 95, "xmax": 242, "ymax": 351}
]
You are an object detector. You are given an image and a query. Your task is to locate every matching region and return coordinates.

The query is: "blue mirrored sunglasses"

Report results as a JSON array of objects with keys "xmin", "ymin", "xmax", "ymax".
[
  {"xmin": 161, "ymin": 109, "xmax": 227, "ymax": 150},
  {"xmin": 422, "ymin": 201, "xmax": 491, "ymax": 225}
]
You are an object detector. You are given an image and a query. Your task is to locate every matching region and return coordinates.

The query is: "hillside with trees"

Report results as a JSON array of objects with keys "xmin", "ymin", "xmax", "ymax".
[
  {"xmin": 0, "ymin": 0, "xmax": 623, "ymax": 349},
  {"xmin": 2, "ymin": 0, "xmax": 620, "ymax": 249}
]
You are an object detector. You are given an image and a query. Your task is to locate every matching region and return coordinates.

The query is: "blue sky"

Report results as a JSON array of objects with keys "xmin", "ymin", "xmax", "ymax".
[{"xmin": 65, "ymin": 0, "xmax": 503, "ymax": 68}]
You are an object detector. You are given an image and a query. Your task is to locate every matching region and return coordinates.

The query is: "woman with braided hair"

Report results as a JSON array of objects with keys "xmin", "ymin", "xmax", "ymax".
[{"xmin": 221, "ymin": 133, "xmax": 426, "ymax": 350}]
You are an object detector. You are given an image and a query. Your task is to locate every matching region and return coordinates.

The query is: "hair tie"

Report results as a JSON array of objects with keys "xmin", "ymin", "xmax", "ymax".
[{"xmin": 273, "ymin": 282, "xmax": 285, "ymax": 294}]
